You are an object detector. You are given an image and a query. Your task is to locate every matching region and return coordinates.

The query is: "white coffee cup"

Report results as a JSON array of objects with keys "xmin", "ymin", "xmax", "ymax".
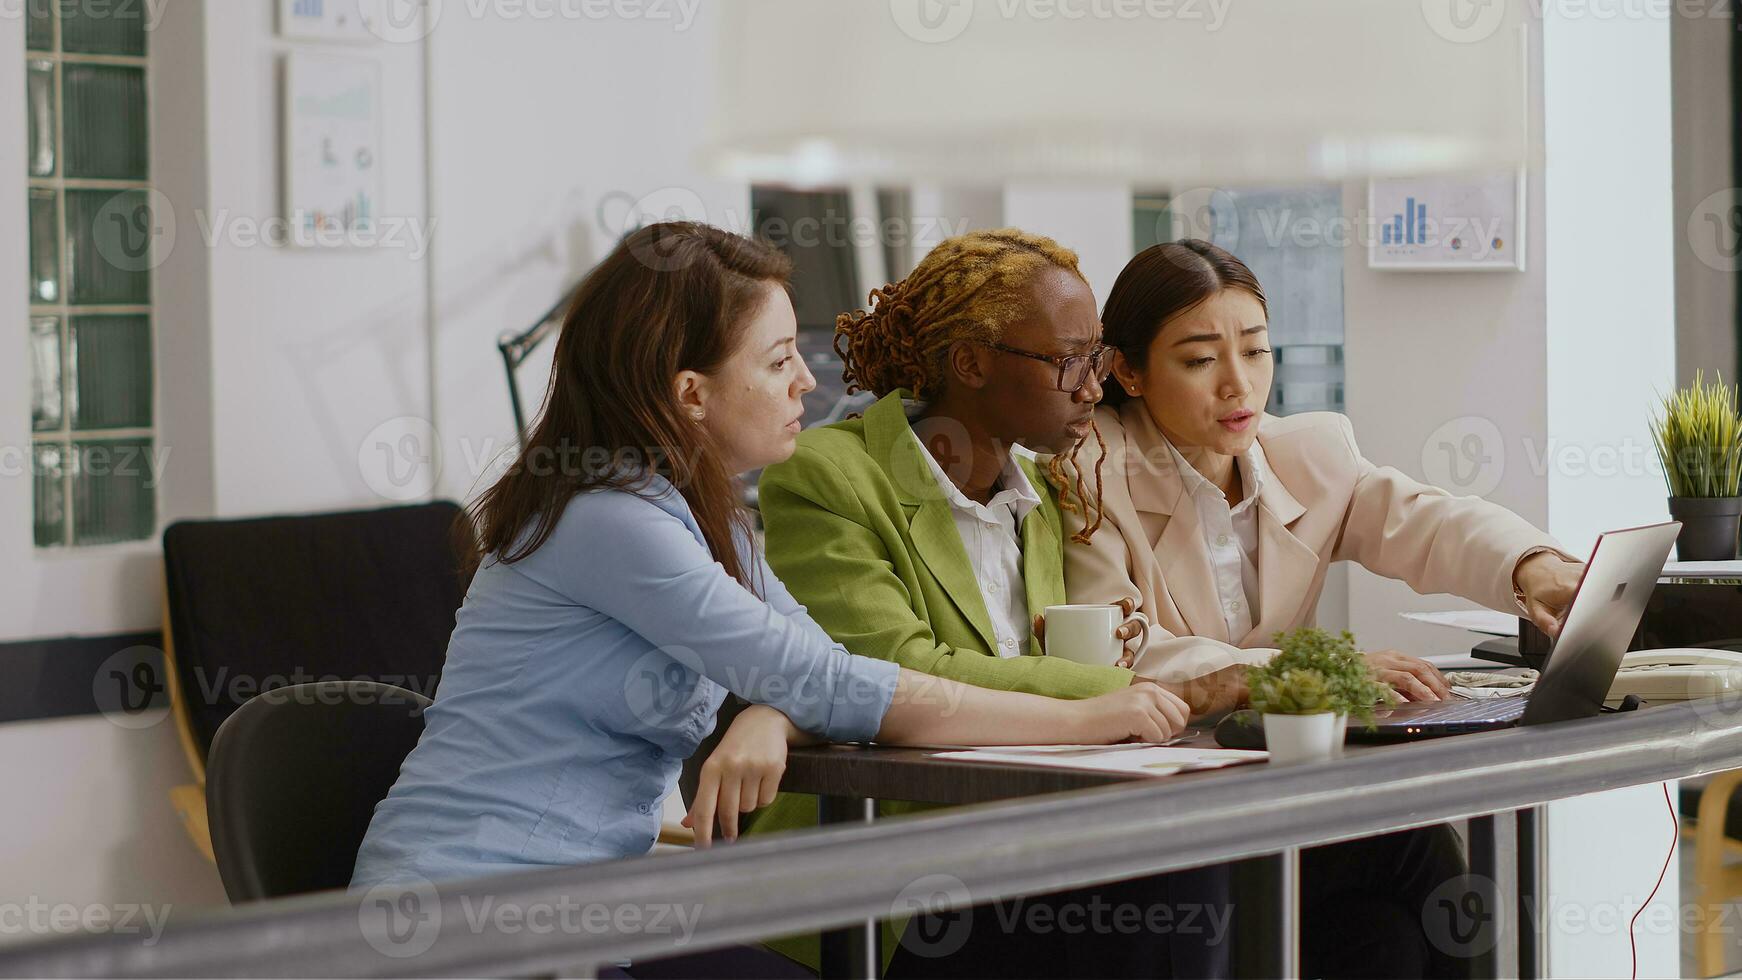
[{"xmin": 1042, "ymin": 604, "xmax": 1148, "ymax": 667}]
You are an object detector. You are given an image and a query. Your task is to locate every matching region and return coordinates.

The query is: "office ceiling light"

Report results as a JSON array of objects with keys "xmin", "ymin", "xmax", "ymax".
[{"xmin": 706, "ymin": 0, "xmax": 1530, "ymax": 185}]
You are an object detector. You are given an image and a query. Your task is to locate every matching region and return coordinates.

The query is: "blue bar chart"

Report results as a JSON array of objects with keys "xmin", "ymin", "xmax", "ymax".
[{"xmin": 1370, "ymin": 174, "xmax": 1523, "ymax": 270}]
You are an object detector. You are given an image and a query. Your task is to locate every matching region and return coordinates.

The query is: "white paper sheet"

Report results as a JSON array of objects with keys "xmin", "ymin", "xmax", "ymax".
[
  {"xmin": 932, "ymin": 745, "xmax": 1267, "ymax": 776},
  {"xmin": 1400, "ymin": 609, "xmax": 1520, "ymax": 636},
  {"xmin": 1663, "ymin": 560, "xmax": 1742, "ymax": 578}
]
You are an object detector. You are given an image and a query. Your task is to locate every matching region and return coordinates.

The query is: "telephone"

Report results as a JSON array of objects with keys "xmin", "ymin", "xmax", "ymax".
[{"xmin": 1606, "ymin": 648, "xmax": 1742, "ymax": 703}]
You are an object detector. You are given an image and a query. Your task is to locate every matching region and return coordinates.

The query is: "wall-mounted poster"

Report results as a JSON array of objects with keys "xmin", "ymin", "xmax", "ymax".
[
  {"xmin": 283, "ymin": 54, "xmax": 382, "ymax": 246},
  {"xmin": 1368, "ymin": 173, "xmax": 1526, "ymax": 271},
  {"xmin": 278, "ymin": 0, "xmax": 378, "ymax": 42}
]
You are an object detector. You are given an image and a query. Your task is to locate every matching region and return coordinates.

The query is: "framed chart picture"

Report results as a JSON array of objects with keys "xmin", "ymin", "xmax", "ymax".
[
  {"xmin": 1368, "ymin": 172, "xmax": 1526, "ymax": 271},
  {"xmin": 282, "ymin": 54, "xmax": 383, "ymax": 245},
  {"xmin": 278, "ymin": 0, "xmax": 379, "ymax": 41}
]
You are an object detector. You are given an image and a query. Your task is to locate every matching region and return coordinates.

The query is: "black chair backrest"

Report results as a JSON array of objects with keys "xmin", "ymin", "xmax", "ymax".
[
  {"xmin": 162, "ymin": 502, "xmax": 467, "ymax": 762},
  {"xmin": 205, "ymin": 680, "xmax": 431, "ymax": 902}
]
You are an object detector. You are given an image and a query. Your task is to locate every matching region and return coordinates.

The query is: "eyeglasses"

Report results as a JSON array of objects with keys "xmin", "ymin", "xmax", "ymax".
[{"xmin": 979, "ymin": 341, "xmax": 1115, "ymax": 393}]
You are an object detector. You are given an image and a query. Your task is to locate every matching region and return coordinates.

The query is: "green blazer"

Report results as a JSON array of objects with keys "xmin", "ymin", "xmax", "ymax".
[{"xmin": 743, "ymin": 389, "xmax": 1133, "ymax": 971}]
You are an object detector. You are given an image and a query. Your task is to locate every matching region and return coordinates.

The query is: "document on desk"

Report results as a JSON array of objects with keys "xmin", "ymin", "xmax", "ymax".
[
  {"xmin": 1399, "ymin": 609, "xmax": 1519, "ymax": 636},
  {"xmin": 1664, "ymin": 560, "xmax": 1742, "ymax": 578},
  {"xmin": 931, "ymin": 745, "xmax": 1268, "ymax": 776}
]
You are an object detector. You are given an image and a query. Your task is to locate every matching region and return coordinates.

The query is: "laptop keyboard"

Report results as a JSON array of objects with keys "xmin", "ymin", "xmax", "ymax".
[{"xmin": 1395, "ymin": 695, "xmax": 1528, "ymax": 724}]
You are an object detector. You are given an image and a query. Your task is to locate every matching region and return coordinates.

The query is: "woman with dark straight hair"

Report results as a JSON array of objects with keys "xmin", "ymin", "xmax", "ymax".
[
  {"xmin": 1055, "ymin": 238, "xmax": 1586, "ymax": 977},
  {"xmin": 349, "ymin": 222, "xmax": 1186, "ymax": 976}
]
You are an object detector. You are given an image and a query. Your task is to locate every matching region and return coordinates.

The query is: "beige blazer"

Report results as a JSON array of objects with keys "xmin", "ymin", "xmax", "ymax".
[{"xmin": 1053, "ymin": 401, "xmax": 1571, "ymax": 681}]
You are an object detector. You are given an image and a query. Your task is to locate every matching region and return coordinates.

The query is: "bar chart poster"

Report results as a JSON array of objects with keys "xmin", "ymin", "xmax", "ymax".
[
  {"xmin": 283, "ymin": 54, "xmax": 383, "ymax": 245},
  {"xmin": 278, "ymin": 0, "xmax": 377, "ymax": 42},
  {"xmin": 1368, "ymin": 173, "xmax": 1525, "ymax": 271}
]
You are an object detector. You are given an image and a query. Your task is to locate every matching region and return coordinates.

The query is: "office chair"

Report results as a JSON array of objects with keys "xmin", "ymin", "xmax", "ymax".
[
  {"xmin": 205, "ymin": 680, "xmax": 430, "ymax": 902},
  {"xmin": 160, "ymin": 502, "xmax": 468, "ymax": 862},
  {"xmin": 1683, "ymin": 772, "xmax": 1742, "ymax": 976}
]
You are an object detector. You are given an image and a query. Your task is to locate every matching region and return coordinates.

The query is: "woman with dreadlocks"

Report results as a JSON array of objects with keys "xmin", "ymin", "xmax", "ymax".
[{"xmin": 741, "ymin": 229, "xmax": 1229, "ymax": 978}]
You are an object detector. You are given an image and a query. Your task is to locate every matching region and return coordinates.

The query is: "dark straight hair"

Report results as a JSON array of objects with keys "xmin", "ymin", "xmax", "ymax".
[
  {"xmin": 1098, "ymin": 239, "xmax": 1268, "ymax": 410},
  {"xmin": 459, "ymin": 221, "xmax": 793, "ymax": 592}
]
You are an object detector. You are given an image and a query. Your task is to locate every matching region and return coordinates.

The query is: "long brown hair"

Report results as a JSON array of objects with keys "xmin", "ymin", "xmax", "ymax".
[
  {"xmin": 1099, "ymin": 239, "xmax": 1268, "ymax": 411},
  {"xmin": 460, "ymin": 221, "xmax": 793, "ymax": 592},
  {"xmin": 832, "ymin": 228, "xmax": 1109, "ymax": 543}
]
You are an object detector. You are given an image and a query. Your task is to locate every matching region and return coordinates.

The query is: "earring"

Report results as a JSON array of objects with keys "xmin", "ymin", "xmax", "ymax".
[{"xmin": 691, "ymin": 409, "xmax": 705, "ymax": 422}]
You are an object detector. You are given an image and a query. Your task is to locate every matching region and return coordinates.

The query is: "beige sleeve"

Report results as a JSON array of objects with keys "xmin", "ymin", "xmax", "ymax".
[{"xmin": 1329, "ymin": 415, "xmax": 1577, "ymax": 612}]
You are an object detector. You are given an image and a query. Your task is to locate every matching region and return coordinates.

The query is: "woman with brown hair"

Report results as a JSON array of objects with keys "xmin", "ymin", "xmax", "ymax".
[{"xmin": 346, "ymin": 222, "xmax": 1185, "ymax": 975}]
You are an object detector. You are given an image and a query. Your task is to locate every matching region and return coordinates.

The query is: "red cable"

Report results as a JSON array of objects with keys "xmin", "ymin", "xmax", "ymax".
[{"xmin": 1629, "ymin": 782, "xmax": 1678, "ymax": 979}]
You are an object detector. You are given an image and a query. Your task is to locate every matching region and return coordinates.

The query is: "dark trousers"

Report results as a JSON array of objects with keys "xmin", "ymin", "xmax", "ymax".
[
  {"xmin": 602, "ymin": 944, "xmax": 815, "ymax": 980},
  {"xmin": 885, "ymin": 864, "xmax": 1234, "ymax": 979},
  {"xmin": 883, "ymin": 825, "xmax": 1465, "ymax": 980},
  {"xmin": 1302, "ymin": 825, "xmax": 1470, "ymax": 979}
]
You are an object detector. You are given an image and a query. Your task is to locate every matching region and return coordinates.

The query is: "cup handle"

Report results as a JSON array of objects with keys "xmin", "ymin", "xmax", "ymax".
[{"xmin": 1120, "ymin": 610, "xmax": 1150, "ymax": 661}]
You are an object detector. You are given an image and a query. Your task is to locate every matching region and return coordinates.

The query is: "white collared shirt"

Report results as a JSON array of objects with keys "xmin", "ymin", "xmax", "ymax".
[
  {"xmin": 1161, "ymin": 436, "xmax": 1268, "ymax": 642},
  {"xmin": 908, "ymin": 417, "xmax": 1041, "ymax": 659}
]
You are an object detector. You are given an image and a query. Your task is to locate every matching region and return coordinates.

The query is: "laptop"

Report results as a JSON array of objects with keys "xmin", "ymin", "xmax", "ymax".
[{"xmin": 1346, "ymin": 521, "xmax": 1681, "ymax": 743}]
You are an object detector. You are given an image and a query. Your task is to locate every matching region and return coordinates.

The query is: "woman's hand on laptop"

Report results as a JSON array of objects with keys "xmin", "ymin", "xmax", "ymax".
[
  {"xmin": 1514, "ymin": 552, "xmax": 1585, "ymax": 639},
  {"xmin": 684, "ymin": 705, "xmax": 812, "ymax": 847},
  {"xmin": 1363, "ymin": 651, "xmax": 1452, "ymax": 702}
]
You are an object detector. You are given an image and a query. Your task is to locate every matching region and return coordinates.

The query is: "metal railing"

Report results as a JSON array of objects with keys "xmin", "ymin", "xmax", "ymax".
[{"xmin": 4, "ymin": 697, "xmax": 1741, "ymax": 978}]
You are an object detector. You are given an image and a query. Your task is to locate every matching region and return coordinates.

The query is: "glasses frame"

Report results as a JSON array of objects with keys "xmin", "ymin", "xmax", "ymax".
[{"xmin": 978, "ymin": 341, "xmax": 1115, "ymax": 393}]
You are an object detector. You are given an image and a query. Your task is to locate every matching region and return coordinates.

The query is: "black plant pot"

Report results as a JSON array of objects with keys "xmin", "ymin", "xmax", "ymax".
[{"xmin": 1668, "ymin": 496, "xmax": 1742, "ymax": 561}]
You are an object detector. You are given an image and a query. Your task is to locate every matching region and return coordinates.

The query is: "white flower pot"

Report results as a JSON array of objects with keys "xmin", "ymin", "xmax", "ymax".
[{"xmin": 1261, "ymin": 711, "xmax": 1346, "ymax": 764}]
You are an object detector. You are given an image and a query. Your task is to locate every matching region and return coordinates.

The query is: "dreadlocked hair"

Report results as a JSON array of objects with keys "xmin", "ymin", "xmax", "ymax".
[{"xmin": 833, "ymin": 228, "xmax": 1107, "ymax": 543}]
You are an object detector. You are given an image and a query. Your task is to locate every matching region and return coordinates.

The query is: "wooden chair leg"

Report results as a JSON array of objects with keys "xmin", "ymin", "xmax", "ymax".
[{"xmin": 1695, "ymin": 771, "xmax": 1742, "ymax": 977}]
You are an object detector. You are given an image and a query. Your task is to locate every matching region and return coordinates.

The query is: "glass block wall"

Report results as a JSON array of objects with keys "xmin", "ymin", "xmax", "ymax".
[{"xmin": 26, "ymin": 0, "xmax": 157, "ymax": 547}]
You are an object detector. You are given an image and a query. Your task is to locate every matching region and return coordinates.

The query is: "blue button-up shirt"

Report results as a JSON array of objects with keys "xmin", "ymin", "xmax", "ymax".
[{"xmin": 350, "ymin": 476, "xmax": 899, "ymax": 888}]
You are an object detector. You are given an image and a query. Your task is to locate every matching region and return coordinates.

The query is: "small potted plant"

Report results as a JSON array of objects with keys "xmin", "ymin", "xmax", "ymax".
[
  {"xmin": 1651, "ymin": 371, "xmax": 1742, "ymax": 561},
  {"xmin": 1247, "ymin": 627, "xmax": 1394, "ymax": 764}
]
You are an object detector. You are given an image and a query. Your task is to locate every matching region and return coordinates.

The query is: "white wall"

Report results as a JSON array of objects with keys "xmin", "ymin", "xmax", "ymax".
[
  {"xmin": 1002, "ymin": 184, "xmax": 1134, "ymax": 308},
  {"xmin": 0, "ymin": 713, "xmax": 226, "ymax": 945},
  {"xmin": 1543, "ymin": 9, "xmax": 1676, "ymax": 558},
  {"xmin": 1672, "ymin": 11, "xmax": 1737, "ymax": 386},
  {"xmin": 1, "ymin": 0, "xmax": 753, "ymax": 928},
  {"xmin": 427, "ymin": 8, "xmax": 746, "ymax": 503}
]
